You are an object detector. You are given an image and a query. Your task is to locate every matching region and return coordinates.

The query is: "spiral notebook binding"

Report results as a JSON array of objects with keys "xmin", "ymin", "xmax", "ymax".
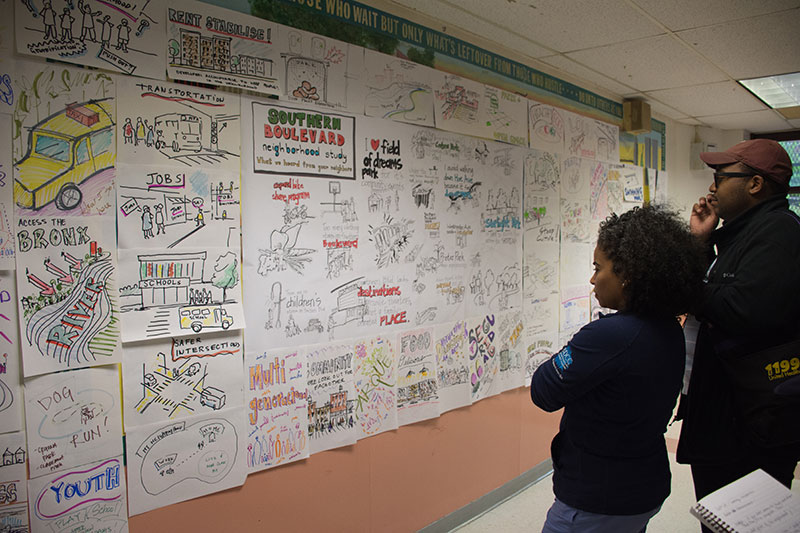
[{"xmin": 695, "ymin": 504, "xmax": 735, "ymax": 533}]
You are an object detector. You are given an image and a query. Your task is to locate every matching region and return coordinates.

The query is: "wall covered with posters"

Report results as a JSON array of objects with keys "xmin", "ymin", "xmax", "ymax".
[{"xmin": 0, "ymin": 0, "xmax": 661, "ymax": 531}]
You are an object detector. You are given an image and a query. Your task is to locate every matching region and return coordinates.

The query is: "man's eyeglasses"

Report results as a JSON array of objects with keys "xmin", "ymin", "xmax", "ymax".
[{"xmin": 713, "ymin": 171, "xmax": 756, "ymax": 187}]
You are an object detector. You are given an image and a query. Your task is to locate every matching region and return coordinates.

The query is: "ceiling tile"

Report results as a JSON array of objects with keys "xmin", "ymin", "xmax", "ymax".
[
  {"xmin": 646, "ymin": 81, "xmax": 767, "ymax": 117},
  {"xmin": 677, "ymin": 9, "xmax": 800, "ymax": 79},
  {"xmin": 696, "ymin": 110, "xmax": 792, "ymax": 133},
  {"xmin": 565, "ymin": 35, "xmax": 728, "ymax": 91},
  {"xmin": 538, "ymin": 55, "xmax": 635, "ymax": 96},
  {"xmin": 391, "ymin": 0, "xmax": 665, "ymax": 53},
  {"xmin": 677, "ymin": 117, "xmax": 705, "ymax": 126},
  {"xmin": 630, "ymin": 0, "xmax": 800, "ymax": 31}
]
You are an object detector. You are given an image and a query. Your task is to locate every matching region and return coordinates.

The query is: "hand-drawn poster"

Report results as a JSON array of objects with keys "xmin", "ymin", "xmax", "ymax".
[
  {"xmin": 588, "ymin": 160, "xmax": 610, "ymax": 220},
  {"xmin": 615, "ymin": 164, "xmax": 644, "ymax": 203},
  {"xmin": 116, "ymin": 163, "xmax": 241, "ymax": 250},
  {"xmin": 353, "ymin": 335, "xmax": 397, "ymax": 439},
  {"xmin": 467, "ymin": 314, "xmax": 499, "ymax": 402},
  {"xmin": 524, "ymin": 335, "xmax": 557, "ymax": 386},
  {"xmin": 245, "ymin": 347, "xmax": 309, "ymax": 473},
  {"xmin": 560, "ymin": 284, "xmax": 591, "ymax": 343},
  {"xmin": 396, "ymin": 327, "xmax": 438, "ymax": 426},
  {"xmin": 12, "ymin": 60, "xmax": 115, "ymax": 218},
  {"xmin": 125, "ymin": 407, "xmax": 247, "ymax": 516},
  {"xmin": 0, "ymin": 431, "xmax": 28, "ymax": 533},
  {"xmin": 524, "ymin": 148, "xmax": 560, "ymax": 195},
  {"xmin": 0, "ymin": 1, "xmax": 16, "ymax": 115},
  {"xmin": 249, "ymin": 100, "xmax": 356, "ymax": 179},
  {"xmin": 432, "ymin": 72, "xmax": 483, "ymax": 138},
  {"xmin": 28, "ymin": 455, "xmax": 128, "ymax": 533},
  {"xmin": 276, "ymin": 26, "xmax": 361, "ymax": 111},
  {"xmin": 24, "ymin": 365, "xmax": 123, "ymax": 478},
  {"xmin": 118, "ymin": 246, "xmax": 245, "ymax": 342},
  {"xmin": 0, "ymin": 113, "xmax": 14, "ymax": 267},
  {"xmin": 594, "ymin": 120, "xmax": 619, "ymax": 163},
  {"xmin": 481, "ymin": 85, "xmax": 527, "ymax": 146},
  {"xmin": 434, "ymin": 320, "xmax": 470, "ymax": 414},
  {"xmin": 529, "ymin": 102, "xmax": 565, "ymax": 154},
  {"xmin": 122, "ymin": 331, "xmax": 243, "ymax": 427},
  {"xmin": 0, "ymin": 272, "xmax": 23, "ymax": 433},
  {"xmin": 306, "ymin": 342, "xmax": 357, "ymax": 454},
  {"xmin": 565, "ymin": 111, "xmax": 598, "ymax": 160},
  {"xmin": 495, "ymin": 310, "xmax": 524, "ymax": 392},
  {"xmin": 116, "ymin": 76, "xmax": 240, "ymax": 172},
  {"xmin": 363, "ymin": 48, "xmax": 434, "ymax": 127},
  {"xmin": 16, "ymin": 216, "xmax": 121, "ymax": 377},
  {"xmin": 167, "ymin": 0, "xmax": 280, "ymax": 95},
  {"xmin": 16, "ymin": 0, "xmax": 166, "ymax": 79}
]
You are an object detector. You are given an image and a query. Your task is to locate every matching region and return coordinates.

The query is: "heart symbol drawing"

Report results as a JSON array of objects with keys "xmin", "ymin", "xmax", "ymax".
[{"xmin": 370, "ymin": 139, "xmax": 380, "ymax": 151}]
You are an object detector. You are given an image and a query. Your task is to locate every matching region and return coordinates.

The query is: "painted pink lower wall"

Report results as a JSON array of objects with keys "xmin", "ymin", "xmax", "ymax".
[{"xmin": 128, "ymin": 387, "xmax": 560, "ymax": 532}]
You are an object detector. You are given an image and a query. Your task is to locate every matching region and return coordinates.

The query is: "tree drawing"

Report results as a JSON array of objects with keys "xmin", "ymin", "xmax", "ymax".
[{"xmin": 211, "ymin": 252, "xmax": 239, "ymax": 303}]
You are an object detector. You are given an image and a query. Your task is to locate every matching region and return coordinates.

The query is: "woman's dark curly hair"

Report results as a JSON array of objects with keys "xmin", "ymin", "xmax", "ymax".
[{"xmin": 597, "ymin": 204, "xmax": 706, "ymax": 317}]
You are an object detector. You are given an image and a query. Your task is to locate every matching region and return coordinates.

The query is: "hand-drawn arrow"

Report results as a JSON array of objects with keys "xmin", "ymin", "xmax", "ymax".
[
  {"xmin": 61, "ymin": 251, "xmax": 83, "ymax": 270},
  {"xmin": 44, "ymin": 258, "xmax": 74, "ymax": 284},
  {"xmin": 26, "ymin": 268, "xmax": 55, "ymax": 296}
]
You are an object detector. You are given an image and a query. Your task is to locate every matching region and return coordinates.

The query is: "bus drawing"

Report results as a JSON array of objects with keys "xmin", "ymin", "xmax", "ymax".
[
  {"xmin": 14, "ymin": 99, "xmax": 114, "ymax": 211},
  {"xmin": 179, "ymin": 304, "xmax": 233, "ymax": 333},
  {"xmin": 200, "ymin": 386, "xmax": 226, "ymax": 410},
  {"xmin": 154, "ymin": 113, "xmax": 203, "ymax": 153}
]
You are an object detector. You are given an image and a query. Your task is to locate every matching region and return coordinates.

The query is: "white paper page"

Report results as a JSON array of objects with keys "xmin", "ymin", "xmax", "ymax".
[
  {"xmin": 126, "ymin": 407, "xmax": 247, "ymax": 516},
  {"xmin": 0, "ymin": 431, "xmax": 28, "ymax": 531},
  {"xmin": 116, "ymin": 163, "xmax": 240, "ymax": 250},
  {"xmin": 396, "ymin": 327, "xmax": 438, "ymax": 426},
  {"xmin": 432, "ymin": 72, "xmax": 484, "ymax": 138},
  {"xmin": 25, "ymin": 365, "xmax": 123, "ymax": 478},
  {"xmin": 122, "ymin": 331, "xmax": 244, "ymax": 427},
  {"xmin": 15, "ymin": 216, "xmax": 121, "ymax": 377},
  {"xmin": 529, "ymin": 102, "xmax": 566, "ymax": 154},
  {"xmin": 353, "ymin": 335, "xmax": 397, "ymax": 439},
  {"xmin": 467, "ymin": 313, "xmax": 501, "ymax": 403},
  {"xmin": 363, "ymin": 48, "xmax": 435, "ymax": 127},
  {"xmin": 0, "ymin": 114, "xmax": 15, "ymax": 267},
  {"xmin": 434, "ymin": 320, "xmax": 471, "ymax": 414},
  {"xmin": 15, "ymin": 0, "xmax": 166, "ymax": 79},
  {"xmin": 306, "ymin": 341, "xmax": 357, "ymax": 454},
  {"xmin": 167, "ymin": 0, "xmax": 280, "ymax": 96},
  {"xmin": 0, "ymin": 271, "xmax": 24, "ymax": 432},
  {"xmin": 481, "ymin": 85, "xmax": 528, "ymax": 147},
  {"xmin": 244, "ymin": 346, "xmax": 309, "ymax": 473},
  {"xmin": 28, "ymin": 455, "xmax": 128, "ymax": 533},
  {"xmin": 12, "ymin": 60, "xmax": 116, "ymax": 218},
  {"xmin": 115, "ymin": 76, "xmax": 241, "ymax": 172},
  {"xmin": 524, "ymin": 334, "xmax": 558, "ymax": 386},
  {"xmin": 495, "ymin": 310, "xmax": 524, "ymax": 392},
  {"xmin": 117, "ymin": 246, "xmax": 244, "ymax": 342}
]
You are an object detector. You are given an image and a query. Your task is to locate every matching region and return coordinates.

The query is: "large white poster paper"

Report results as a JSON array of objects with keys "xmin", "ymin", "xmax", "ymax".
[
  {"xmin": 16, "ymin": 216, "xmax": 121, "ymax": 377},
  {"xmin": 396, "ymin": 327, "xmax": 438, "ymax": 426},
  {"xmin": 363, "ymin": 48, "xmax": 435, "ymax": 127},
  {"xmin": 126, "ymin": 407, "xmax": 247, "ymax": 516},
  {"xmin": 0, "ymin": 431, "xmax": 28, "ymax": 533},
  {"xmin": 167, "ymin": 0, "xmax": 280, "ymax": 96},
  {"xmin": 245, "ymin": 347, "xmax": 309, "ymax": 473},
  {"xmin": 28, "ymin": 455, "xmax": 128, "ymax": 533},
  {"xmin": 353, "ymin": 335, "xmax": 397, "ymax": 439},
  {"xmin": 15, "ymin": 0, "xmax": 166, "ymax": 79},
  {"xmin": 0, "ymin": 271, "xmax": 23, "ymax": 433},
  {"xmin": 434, "ymin": 320, "xmax": 470, "ymax": 414},
  {"xmin": 24, "ymin": 366, "xmax": 123, "ymax": 478},
  {"xmin": 306, "ymin": 342, "xmax": 357, "ymax": 454}
]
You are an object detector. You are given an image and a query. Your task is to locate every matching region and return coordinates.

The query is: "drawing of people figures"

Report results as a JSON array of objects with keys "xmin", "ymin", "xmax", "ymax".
[
  {"xmin": 470, "ymin": 271, "xmax": 485, "ymax": 306},
  {"xmin": 135, "ymin": 117, "xmax": 145, "ymax": 146},
  {"xmin": 141, "ymin": 205, "xmax": 154, "ymax": 239},
  {"xmin": 155, "ymin": 204, "xmax": 165, "ymax": 235},
  {"xmin": 123, "ymin": 117, "xmax": 134, "ymax": 144},
  {"xmin": 78, "ymin": 0, "xmax": 101, "ymax": 42},
  {"xmin": 116, "ymin": 18, "xmax": 130, "ymax": 52},
  {"xmin": 195, "ymin": 205, "xmax": 205, "ymax": 227},
  {"xmin": 285, "ymin": 315, "xmax": 301, "ymax": 337},
  {"xmin": 40, "ymin": 1, "xmax": 57, "ymax": 41},
  {"xmin": 99, "ymin": 15, "xmax": 113, "ymax": 48},
  {"xmin": 145, "ymin": 120, "xmax": 154, "ymax": 147},
  {"xmin": 60, "ymin": 8, "xmax": 75, "ymax": 41}
]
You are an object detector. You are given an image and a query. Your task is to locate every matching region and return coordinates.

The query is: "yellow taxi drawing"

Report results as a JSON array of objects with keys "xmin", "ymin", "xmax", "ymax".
[{"xmin": 14, "ymin": 98, "xmax": 114, "ymax": 211}]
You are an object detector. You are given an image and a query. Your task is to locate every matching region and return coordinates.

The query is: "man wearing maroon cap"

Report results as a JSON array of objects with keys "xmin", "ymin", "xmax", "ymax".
[{"xmin": 676, "ymin": 139, "xmax": 800, "ymax": 523}]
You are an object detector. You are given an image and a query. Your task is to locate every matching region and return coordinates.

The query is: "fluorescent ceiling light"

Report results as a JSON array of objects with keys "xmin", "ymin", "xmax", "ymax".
[{"xmin": 740, "ymin": 72, "xmax": 800, "ymax": 109}]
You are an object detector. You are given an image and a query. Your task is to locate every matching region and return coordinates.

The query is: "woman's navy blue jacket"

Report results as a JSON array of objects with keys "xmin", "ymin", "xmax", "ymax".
[{"xmin": 531, "ymin": 312, "xmax": 684, "ymax": 515}]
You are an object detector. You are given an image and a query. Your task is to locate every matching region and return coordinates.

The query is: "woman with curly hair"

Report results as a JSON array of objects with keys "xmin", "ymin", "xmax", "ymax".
[{"xmin": 531, "ymin": 204, "xmax": 706, "ymax": 533}]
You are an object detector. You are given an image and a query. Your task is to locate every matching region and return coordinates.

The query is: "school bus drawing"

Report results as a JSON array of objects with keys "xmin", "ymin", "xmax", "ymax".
[
  {"xmin": 14, "ymin": 99, "xmax": 114, "ymax": 211},
  {"xmin": 154, "ymin": 113, "xmax": 203, "ymax": 153},
  {"xmin": 179, "ymin": 304, "xmax": 233, "ymax": 333}
]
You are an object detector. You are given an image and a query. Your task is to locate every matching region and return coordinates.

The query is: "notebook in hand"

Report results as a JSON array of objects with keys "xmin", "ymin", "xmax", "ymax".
[{"xmin": 690, "ymin": 469, "xmax": 800, "ymax": 533}]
